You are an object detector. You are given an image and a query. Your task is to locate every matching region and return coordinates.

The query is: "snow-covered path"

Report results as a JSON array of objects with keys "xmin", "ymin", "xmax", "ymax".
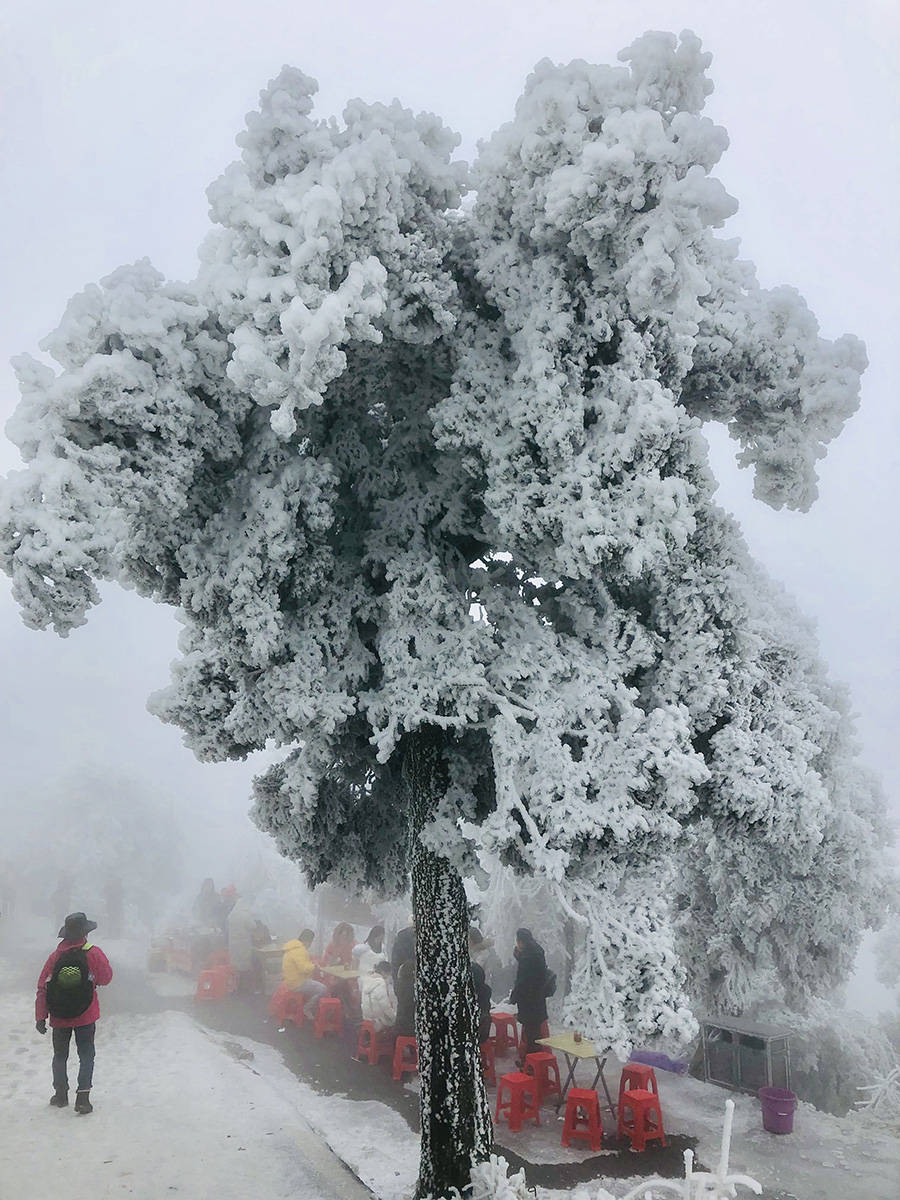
[{"xmin": 0, "ymin": 983, "xmax": 373, "ymax": 1199}]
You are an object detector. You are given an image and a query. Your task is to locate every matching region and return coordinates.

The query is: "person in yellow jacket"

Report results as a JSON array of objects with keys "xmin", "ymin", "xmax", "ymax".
[{"xmin": 282, "ymin": 929, "xmax": 326, "ymax": 1018}]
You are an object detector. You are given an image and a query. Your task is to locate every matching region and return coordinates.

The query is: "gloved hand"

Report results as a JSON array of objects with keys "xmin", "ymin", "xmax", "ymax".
[{"xmin": 35, "ymin": 1019, "xmax": 47, "ymax": 1035}]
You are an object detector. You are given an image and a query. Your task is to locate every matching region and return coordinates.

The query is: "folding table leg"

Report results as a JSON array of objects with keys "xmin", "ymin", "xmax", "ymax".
[
  {"xmin": 556, "ymin": 1052, "xmax": 580, "ymax": 1112},
  {"xmin": 588, "ymin": 1056, "xmax": 617, "ymax": 1118}
]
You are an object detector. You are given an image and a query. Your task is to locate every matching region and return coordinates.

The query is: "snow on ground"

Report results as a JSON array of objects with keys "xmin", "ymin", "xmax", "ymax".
[
  {"xmin": 264, "ymin": 1028, "xmax": 900, "ymax": 1199},
  {"xmin": 3, "ymin": 940, "xmax": 898, "ymax": 1200},
  {"xmin": 646, "ymin": 1066, "xmax": 900, "ymax": 1200},
  {"xmin": 0, "ymin": 987, "xmax": 371, "ymax": 1200}
]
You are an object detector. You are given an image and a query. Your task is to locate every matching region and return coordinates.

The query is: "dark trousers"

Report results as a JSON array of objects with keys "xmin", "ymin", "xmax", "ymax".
[
  {"xmin": 519, "ymin": 1017, "xmax": 543, "ymax": 1061},
  {"xmin": 52, "ymin": 1023, "xmax": 96, "ymax": 1092}
]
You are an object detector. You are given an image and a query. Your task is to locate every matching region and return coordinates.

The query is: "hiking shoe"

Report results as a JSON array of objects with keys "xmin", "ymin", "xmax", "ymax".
[
  {"xmin": 49, "ymin": 1090, "xmax": 68, "ymax": 1108},
  {"xmin": 74, "ymin": 1090, "xmax": 93, "ymax": 1114}
]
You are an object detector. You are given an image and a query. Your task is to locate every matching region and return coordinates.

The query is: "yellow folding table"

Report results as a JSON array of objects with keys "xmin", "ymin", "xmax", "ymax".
[{"xmin": 536, "ymin": 1032, "xmax": 618, "ymax": 1116}]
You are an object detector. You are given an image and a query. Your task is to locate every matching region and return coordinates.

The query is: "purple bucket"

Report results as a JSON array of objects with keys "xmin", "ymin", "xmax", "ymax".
[{"xmin": 758, "ymin": 1087, "xmax": 797, "ymax": 1134}]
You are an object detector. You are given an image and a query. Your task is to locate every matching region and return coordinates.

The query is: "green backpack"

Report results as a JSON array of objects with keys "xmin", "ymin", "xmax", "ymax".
[{"xmin": 46, "ymin": 944, "xmax": 94, "ymax": 1019}]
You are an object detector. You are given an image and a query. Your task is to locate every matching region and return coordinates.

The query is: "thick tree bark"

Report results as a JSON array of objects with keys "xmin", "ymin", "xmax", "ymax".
[{"xmin": 403, "ymin": 725, "xmax": 493, "ymax": 1199}]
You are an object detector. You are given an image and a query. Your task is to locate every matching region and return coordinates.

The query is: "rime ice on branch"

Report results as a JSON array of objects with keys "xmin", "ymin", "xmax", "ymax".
[{"xmin": 0, "ymin": 29, "xmax": 890, "ymax": 1199}]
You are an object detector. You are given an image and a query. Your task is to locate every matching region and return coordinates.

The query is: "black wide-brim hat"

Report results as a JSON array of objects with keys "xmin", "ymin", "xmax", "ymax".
[{"xmin": 58, "ymin": 912, "xmax": 98, "ymax": 940}]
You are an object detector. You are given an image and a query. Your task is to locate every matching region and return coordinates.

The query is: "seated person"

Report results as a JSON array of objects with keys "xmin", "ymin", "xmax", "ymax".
[
  {"xmin": 281, "ymin": 929, "xmax": 326, "ymax": 1018},
  {"xmin": 323, "ymin": 921, "xmax": 356, "ymax": 967},
  {"xmin": 360, "ymin": 960, "xmax": 397, "ymax": 1032},
  {"xmin": 395, "ymin": 953, "xmax": 416, "ymax": 1038},
  {"xmin": 352, "ymin": 925, "xmax": 385, "ymax": 976}
]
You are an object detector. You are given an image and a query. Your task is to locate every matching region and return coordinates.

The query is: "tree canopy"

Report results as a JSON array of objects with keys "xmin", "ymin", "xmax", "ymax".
[{"xmin": 1, "ymin": 28, "xmax": 892, "ymax": 1194}]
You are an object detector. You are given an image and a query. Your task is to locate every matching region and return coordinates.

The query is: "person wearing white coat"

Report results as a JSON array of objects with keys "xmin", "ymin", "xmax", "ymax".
[
  {"xmin": 360, "ymin": 961, "xmax": 397, "ymax": 1032},
  {"xmin": 352, "ymin": 924, "xmax": 386, "ymax": 977}
]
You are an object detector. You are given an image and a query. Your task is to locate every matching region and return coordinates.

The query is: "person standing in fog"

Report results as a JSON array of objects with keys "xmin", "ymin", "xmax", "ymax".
[
  {"xmin": 391, "ymin": 919, "xmax": 415, "ymax": 986},
  {"xmin": 509, "ymin": 927, "xmax": 547, "ymax": 1065},
  {"xmin": 192, "ymin": 878, "xmax": 224, "ymax": 929},
  {"xmin": 35, "ymin": 912, "xmax": 113, "ymax": 1114},
  {"xmin": 395, "ymin": 951, "xmax": 416, "ymax": 1037},
  {"xmin": 468, "ymin": 929, "xmax": 494, "ymax": 1044},
  {"xmin": 226, "ymin": 896, "xmax": 258, "ymax": 992}
]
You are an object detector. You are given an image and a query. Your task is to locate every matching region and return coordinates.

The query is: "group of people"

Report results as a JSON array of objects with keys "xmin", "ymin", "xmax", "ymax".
[
  {"xmin": 279, "ymin": 918, "xmax": 553, "ymax": 1070},
  {"xmin": 32, "ymin": 892, "xmax": 553, "ymax": 1115},
  {"xmin": 280, "ymin": 920, "xmax": 418, "ymax": 1040},
  {"xmin": 191, "ymin": 878, "xmax": 272, "ymax": 989}
]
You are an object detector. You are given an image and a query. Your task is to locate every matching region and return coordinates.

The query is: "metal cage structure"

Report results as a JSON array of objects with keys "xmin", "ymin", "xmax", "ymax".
[{"xmin": 701, "ymin": 1016, "xmax": 792, "ymax": 1094}]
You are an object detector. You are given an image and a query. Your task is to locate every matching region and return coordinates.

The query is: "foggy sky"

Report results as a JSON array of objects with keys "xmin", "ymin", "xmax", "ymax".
[{"xmin": 1, "ymin": 2, "xmax": 897, "ymax": 1001}]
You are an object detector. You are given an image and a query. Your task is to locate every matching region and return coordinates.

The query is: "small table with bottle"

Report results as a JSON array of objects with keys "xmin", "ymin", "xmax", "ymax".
[{"xmin": 535, "ymin": 1030, "xmax": 617, "ymax": 1117}]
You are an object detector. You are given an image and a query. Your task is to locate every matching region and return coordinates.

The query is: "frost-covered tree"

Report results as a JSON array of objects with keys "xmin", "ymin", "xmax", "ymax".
[
  {"xmin": 12, "ymin": 764, "xmax": 183, "ymax": 918},
  {"xmin": 1, "ymin": 31, "xmax": 892, "ymax": 1197}
]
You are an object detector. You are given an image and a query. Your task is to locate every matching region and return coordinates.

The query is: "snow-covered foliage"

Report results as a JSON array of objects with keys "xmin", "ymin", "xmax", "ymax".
[
  {"xmin": 671, "ymin": 565, "xmax": 892, "ymax": 1017},
  {"xmin": 754, "ymin": 995, "xmax": 898, "ymax": 1117},
  {"xmin": 0, "ymin": 29, "xmax": 892, "ymax": 1184},
  {"xmin": 429, "ymin": 1153, "xmax": 532, "ymax": 1200},
  {"xmin": 856, "ymin": 1066, "xmax": 900, "ymax": 1123},
  {"xmin": 874, "ymin": 914, "xmax": 900, "ymax": 991}
]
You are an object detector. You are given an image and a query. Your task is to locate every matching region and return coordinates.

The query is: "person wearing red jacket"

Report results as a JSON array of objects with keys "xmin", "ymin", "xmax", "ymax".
[{"xmin": 36, "ymin": 912, "xmax": 113, "ymax": 1113}]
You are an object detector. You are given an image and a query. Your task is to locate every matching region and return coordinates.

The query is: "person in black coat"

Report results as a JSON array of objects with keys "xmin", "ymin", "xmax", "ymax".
[
  {"xmin": 390, "ymin": 921, "xmax": 415, "ymax": 986},
  {"xmin": 395, "ymin": 955, "xmax": 416, "ymax": 1037},
  {"xmin": 509, "ymin": 927, "xmax": 548, "ymax": 1064},
  {"xmin": 468, "ymin": 927, "xmax": 494, "ymax": 1044},
  {"xmin": 470, "ymin": 960, "xmax": 493, "ymax": 1044}
]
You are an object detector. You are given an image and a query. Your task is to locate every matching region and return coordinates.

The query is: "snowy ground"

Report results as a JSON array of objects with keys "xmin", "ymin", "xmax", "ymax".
[
  {"xmin": 0, "ymin": 980, "xmax": 373, "ymax": 1199},
  {"xmin": 2, "ymin": 935, "xmax": 898, "ymax": 1200},
  {"xmin": 645, "ymin": 1067, "xmax": 900, "ymax": 1200},
  {"xmin": 480, "ymin": 1041, "xmax": 900, "ymax": 1198}
]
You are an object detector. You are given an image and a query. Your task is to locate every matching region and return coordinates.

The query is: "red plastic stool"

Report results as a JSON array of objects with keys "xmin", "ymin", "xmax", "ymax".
[
  {"xmin": 314, "ymin": 996, "xmax": 343, "ymax": 1039},
  {"xmin": 481, "ymin": 1040, "xmax": 496, "ymax": 1086},
  {"xmin": 495, "ymin": 1072, "xmax": 540, "ymax": 1133},
  {"xmin": 540, "ymin": 1021, "xmax": 550, "ymax": 1038},
  {"xmin": 562, "ymin": 1088, "xmax": 604, "ymax": 1150},
  {"xmin": 268, "ymin": 983, "xmax": 305, "ymax": 1027},
  {"xmin": 619, "ymin": 1062, "xmax": 659, "ymax": 1104},
  {"xmin": 617, "ymin": 1088, "xmax": 666, "ymax": 1152},
  {"xmin": 524, "ymin": 1051, "xmax": 561, "ymax": 1104},
  {"xmin": 194, "ymin": 964, "xmax": 235, "ymax": 1001},
  {"xmin": 491, "ymin": 1012, "xmax": 519, "ymax": 1057},
  {"xmin": 357, "ymin": 1021, "xmax": 392, "ymax": 1065},
  {"xmin": 392, "ymin": 1036, "xmax": 419, "ymax": 1080}
]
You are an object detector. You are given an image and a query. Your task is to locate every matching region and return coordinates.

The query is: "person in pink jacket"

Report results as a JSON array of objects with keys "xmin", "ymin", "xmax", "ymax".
[{"xmin": 35, "ymin": 911, "xmax": 113, "ymax": 1113}]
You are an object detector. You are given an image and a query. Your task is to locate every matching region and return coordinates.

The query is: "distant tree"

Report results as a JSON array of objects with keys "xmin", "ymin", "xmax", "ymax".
[
  {"xmin": 16, "ymin": 765, "xmax": 182, "ymax": 918},
  {"xmin": 1, "ymin": 30, "xmax": 891, "ymax": 1197}
]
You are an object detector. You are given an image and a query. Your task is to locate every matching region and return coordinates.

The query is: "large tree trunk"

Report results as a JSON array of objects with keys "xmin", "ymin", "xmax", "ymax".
[{"xmin": 403, "ymin": 725, "xmax": 493, "ymax": 1200}]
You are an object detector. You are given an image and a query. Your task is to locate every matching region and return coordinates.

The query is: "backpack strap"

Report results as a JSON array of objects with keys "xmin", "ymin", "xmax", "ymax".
[{"xmin": 82, "ymin": 943, "xmax": 93, "ymax": 951}]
